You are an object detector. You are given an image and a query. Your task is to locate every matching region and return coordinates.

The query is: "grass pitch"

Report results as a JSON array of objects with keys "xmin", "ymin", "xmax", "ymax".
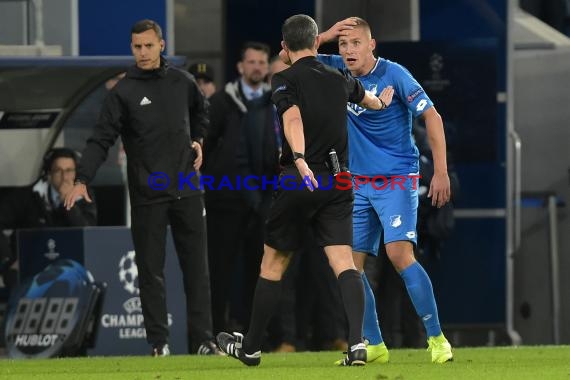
[{"xmin": 1, "ymin": 345, "xmax": 569, "ymax": 380}]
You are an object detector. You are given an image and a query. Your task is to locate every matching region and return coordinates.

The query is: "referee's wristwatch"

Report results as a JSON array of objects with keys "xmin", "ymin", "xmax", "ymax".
[{"xmin": 293, "ymin": 152, "xmax": 305, "ymax": 162}]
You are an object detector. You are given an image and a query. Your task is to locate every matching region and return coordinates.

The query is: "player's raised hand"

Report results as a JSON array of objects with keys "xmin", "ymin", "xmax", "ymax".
[
  {"xmin": 320, "ymin": 17, "xmax": 358, "ymax": 44},
  {"xmin": 378, "ymin": 86, "xmax": 395, "ymax": 109},
  {"xmin": 361, "ymin": 86, "xmax": 394, "ymax": 111}
]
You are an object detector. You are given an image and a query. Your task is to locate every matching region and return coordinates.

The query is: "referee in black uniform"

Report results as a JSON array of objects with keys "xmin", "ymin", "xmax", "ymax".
[
  {"xmin": 216, "ymin": 14, "xmax": 394, "ymax": 367},
  {"xmin": 64, "ymin": 19, "xmax": 219, "ymax": 356}
]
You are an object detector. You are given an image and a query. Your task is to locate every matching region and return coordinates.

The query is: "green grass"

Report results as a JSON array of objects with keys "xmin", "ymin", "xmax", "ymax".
[{"xmin": 1, "ymin": 346, "xmax": 570, "ymax": 380}]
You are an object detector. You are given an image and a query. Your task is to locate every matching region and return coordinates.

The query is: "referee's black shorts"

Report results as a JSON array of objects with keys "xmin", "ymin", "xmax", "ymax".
[{"xmin": 265, "ymin": 166, "xmax": 353, "ymax": 251}]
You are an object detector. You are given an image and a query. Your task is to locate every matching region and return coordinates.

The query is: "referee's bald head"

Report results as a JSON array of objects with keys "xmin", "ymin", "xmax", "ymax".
[{"xmin": 282, "ymin": 14, "xmax": 318, "ymax": 52}]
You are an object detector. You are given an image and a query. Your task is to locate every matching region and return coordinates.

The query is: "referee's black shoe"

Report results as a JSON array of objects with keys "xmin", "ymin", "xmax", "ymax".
[{"xmin": 216, "ymin": 332, "xmax": 261, "ymax": 366}]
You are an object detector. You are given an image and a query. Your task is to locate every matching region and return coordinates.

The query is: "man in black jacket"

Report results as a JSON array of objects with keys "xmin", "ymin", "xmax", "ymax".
[
  {"xmin": 64, "ymin": 19, "xmax": 217, "ymax": 357},
  {"xmin": 203, "ymin": 41, "xmax": 280, "ymax": 334}
]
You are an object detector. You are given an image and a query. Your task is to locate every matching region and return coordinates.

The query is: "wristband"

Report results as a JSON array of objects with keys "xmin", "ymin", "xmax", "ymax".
[{"xmin": 293, "ymin": 152, "xmax": 305, "ymax": 161}]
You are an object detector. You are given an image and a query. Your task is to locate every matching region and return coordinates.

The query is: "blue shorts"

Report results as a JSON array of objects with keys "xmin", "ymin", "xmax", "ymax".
[{"xmin": 352, "ymin": 174, "xmax": 419, "ymax": 255}]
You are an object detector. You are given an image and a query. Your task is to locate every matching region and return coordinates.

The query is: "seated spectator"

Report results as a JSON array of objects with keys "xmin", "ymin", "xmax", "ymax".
[
  {"xmin": 0, "ymin": 147, "xmax": 97, "ymax": 229},
  {"xmin": 0, "ymin": 147, "xmax": 97, "ymax": 281},
  {"xmin": 0, "ymin": 148, "xmax": 97, "ymax": 235}
]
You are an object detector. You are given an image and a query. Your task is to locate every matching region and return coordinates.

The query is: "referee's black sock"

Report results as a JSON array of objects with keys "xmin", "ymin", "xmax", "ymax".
[
  {"xmin": 243, "ymin": 277, "xmax": 282, "ymax": 354},
  {"xmin": 338, "ymin": 269, "xmax": 365, "ymax": 347}
]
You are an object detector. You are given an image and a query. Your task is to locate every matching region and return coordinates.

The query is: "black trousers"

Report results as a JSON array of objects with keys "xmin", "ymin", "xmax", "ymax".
[
  {"xmin": 205, "ymin": 195, "xmax": 265, "ymax": 334},
  {"xmin": 130, "ymin": 195, "xmax": 213, "ymax": 349}
]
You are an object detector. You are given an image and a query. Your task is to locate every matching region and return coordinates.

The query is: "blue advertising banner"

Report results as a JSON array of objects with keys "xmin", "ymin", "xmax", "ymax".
[
  {"xmin": 18, "ymin": 228, "xmax": 85, "ymax": 282},
  {"xmin": 83, "ymin": 227, "xmax": 186, "ymax": 356}
]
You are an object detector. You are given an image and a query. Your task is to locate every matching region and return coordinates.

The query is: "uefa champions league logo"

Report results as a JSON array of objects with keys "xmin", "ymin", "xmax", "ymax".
[
  {"xmin": 118, "ymin": 250, "xmax": 139, "ymax": 295},
  {"xmin": 43, "ymin": 239, "xmax": 60, "ymax": 260},
  {"xmin": 425, "ymin": 53, "xmax": 449, "ymax": 91}
]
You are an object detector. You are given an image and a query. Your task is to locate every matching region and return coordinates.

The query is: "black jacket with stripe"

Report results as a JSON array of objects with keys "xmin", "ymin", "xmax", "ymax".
[{"xmin": 76, "ymin": 57, "xmax": 208, "ymax": 205}]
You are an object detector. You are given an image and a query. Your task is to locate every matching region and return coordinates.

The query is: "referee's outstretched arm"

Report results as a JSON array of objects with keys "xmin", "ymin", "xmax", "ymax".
[{"xmin": 359, "ymin": 86, "xmax": 394, "ymax": 110}]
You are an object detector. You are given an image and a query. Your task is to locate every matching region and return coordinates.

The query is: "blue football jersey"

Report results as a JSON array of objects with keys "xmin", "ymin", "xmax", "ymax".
[{"xmin": 318, "ymin": 54, "xmax": 433, "ymax": 176}]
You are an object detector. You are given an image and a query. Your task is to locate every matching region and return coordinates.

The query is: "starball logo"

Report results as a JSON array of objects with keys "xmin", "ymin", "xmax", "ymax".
[{"xmin": 147, "ymin": 172, "xmax": 421, "ymax": 191}]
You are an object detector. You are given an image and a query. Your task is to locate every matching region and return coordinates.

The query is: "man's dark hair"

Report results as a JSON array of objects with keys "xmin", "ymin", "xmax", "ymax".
[
  {"xmin": 282, "ymin": 14, "xmax": 318, "ymax": 52},
  {"xmin": 42, "ymin": 148, "xmax": 79, "ymax": 177},
  {"xmin": 131, "ymin": 19, "xmax": 163, "ymax": 40},
  {"xmin": 239, "ymin": 41, "xmax": 271, "ymax": 61}
]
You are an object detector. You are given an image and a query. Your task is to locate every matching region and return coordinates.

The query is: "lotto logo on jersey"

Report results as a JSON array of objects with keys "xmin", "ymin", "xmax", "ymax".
[{"xmin": 416, "ymin": 99, "xmax": 428, "ymax": 112}]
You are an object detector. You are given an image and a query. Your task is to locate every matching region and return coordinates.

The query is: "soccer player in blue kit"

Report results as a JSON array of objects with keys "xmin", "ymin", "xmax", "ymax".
[{"xmin": 317, "ymin": 17, "xmax": 453, "ymax": 364}]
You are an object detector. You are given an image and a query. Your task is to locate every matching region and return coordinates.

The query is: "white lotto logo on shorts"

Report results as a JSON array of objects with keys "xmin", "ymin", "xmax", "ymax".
[{"xmin": 118, "ymin": 250, "xmax": 139, "ymax": 295}]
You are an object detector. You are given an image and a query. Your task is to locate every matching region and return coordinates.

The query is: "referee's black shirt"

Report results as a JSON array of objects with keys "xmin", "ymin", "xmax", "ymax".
[{"xmin": 271, "ymin": 56, "xmax": 365, "ymax": 168}]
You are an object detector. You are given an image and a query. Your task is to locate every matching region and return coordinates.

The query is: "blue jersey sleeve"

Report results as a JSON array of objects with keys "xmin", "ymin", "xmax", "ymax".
[
  {"xmin": 317, "ymin": 54, "xmax": 346, "ymax": 70},
  {"xmin": 390, "ymin": 63, "xmax": 433, "ymax": 118}
]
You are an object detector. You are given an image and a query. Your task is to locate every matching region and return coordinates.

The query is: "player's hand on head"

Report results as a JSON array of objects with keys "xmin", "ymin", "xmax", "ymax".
[{"xmin": 322, "ymin": 17, "xmax": 358, "ymax": 43}]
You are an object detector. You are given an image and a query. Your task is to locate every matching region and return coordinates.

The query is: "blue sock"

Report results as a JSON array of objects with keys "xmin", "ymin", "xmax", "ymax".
[
  {"xmin": 400, "ymin": 262, "xmax": 442, "ymax": 338},
  {"xmin": 361, "ymin": 272, "xmax": 383, "ymax": 345}
]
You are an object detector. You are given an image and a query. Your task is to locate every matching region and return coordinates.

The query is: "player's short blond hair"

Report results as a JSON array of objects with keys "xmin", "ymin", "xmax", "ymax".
[{"xmin": 352, "ymin": 17, "xmax": 372, "ymax": 38}]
